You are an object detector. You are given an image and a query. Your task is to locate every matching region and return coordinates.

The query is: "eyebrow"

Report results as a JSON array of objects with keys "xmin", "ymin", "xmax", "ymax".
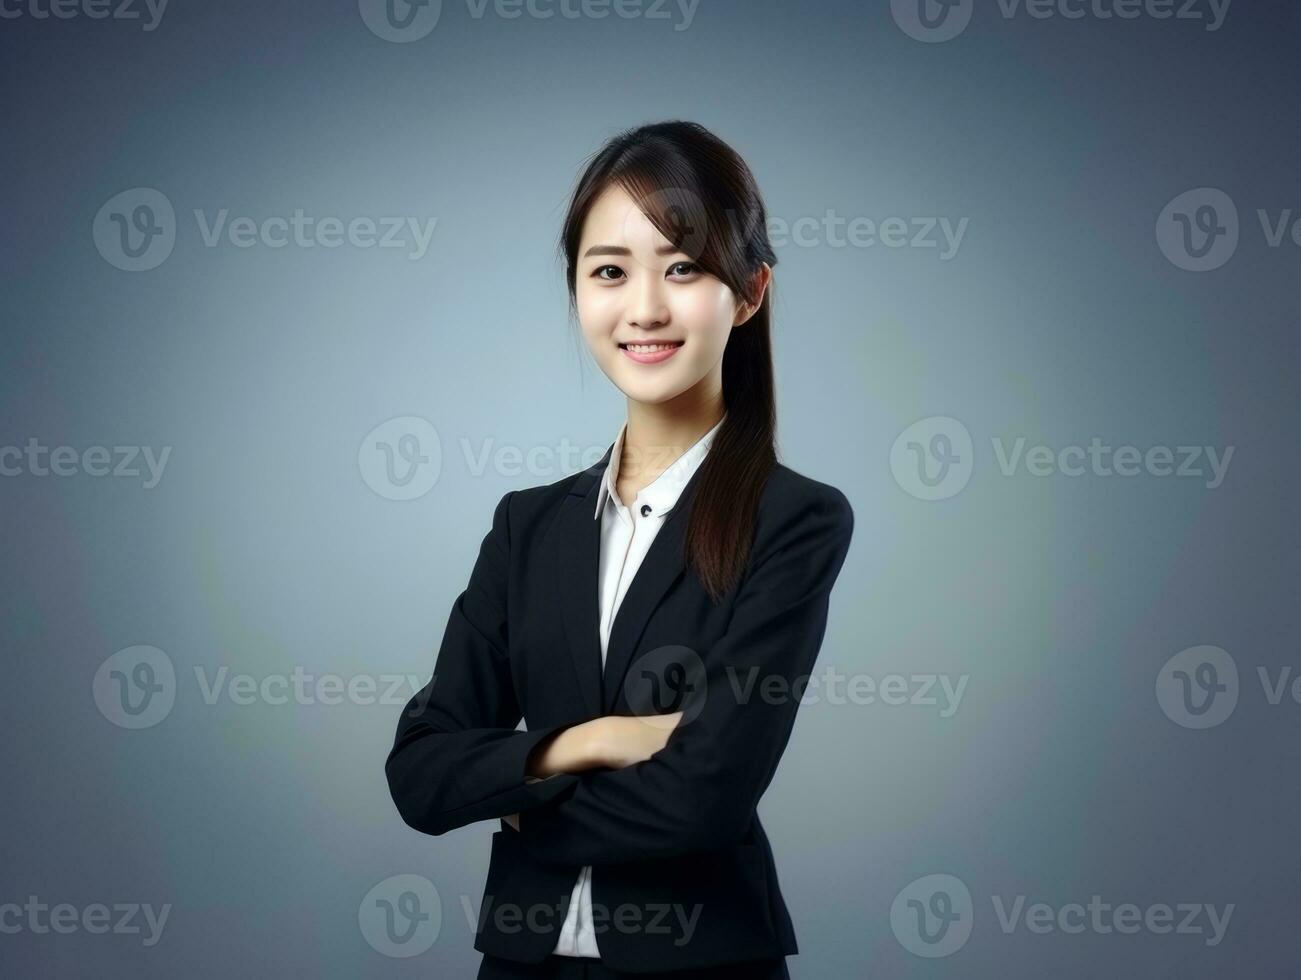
[{"xmin": 582, "ymin": 243, "xmax": 683, "ymax": 258}]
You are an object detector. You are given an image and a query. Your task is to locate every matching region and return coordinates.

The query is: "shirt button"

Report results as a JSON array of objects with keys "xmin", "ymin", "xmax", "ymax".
[{"xmin": 640, "ymin": 504, "xmax": 652, "ymax": 517}]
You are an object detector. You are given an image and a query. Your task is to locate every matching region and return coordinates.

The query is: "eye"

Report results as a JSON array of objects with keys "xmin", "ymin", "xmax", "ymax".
[
  {"xmin": 668, "ymin": 261, "xmax": 700, "ymax": 278},
  {"xmin": 593, "ymin": 264, "xmax": 625, "ymax": 281}
]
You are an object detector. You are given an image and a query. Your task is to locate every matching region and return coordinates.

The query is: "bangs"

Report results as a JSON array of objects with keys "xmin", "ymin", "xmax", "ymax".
[{"xmin": 612, "ymin": 167, "xmax": 725, "ymax": 273}]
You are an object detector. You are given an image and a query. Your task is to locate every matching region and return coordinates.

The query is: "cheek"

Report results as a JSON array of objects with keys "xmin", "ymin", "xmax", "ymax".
[
  {"xmin": 672, "ymin": 284, "xmax": 735, "ymax": 340},
  {"xmin": 575, "ymin": 286, "xmax": 619, "ymax": 339}
]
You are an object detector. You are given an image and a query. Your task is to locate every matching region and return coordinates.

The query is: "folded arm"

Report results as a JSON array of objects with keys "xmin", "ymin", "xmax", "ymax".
[
  {"xmin": 515, "ymin": 486, "xmax": 855, "ymax": 865},
  {"xmin": 385, "ymin": 490, "xmax": 586, "ymax": 836}
]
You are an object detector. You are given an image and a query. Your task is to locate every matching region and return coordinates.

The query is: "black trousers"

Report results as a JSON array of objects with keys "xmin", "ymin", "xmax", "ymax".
[{"xmin": 477, "ymin": 953, "xmax": 791, "ymax": 979}]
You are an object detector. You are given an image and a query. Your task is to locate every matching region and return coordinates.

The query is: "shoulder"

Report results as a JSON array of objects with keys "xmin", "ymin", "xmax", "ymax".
[
  {"xmin": 756, "ymin": 462, "xmax": 854, "ymax": 537},
  {"xmin": 732, "ymin": 462, "xmax": 854, "ymax": 597},
  {"xmin": 503, "ymin": 461, "xmax": 595, "ymax": 514},
  {"xmin": 485, "ymin": 459, "xmax": 602, "ymax": 542}
]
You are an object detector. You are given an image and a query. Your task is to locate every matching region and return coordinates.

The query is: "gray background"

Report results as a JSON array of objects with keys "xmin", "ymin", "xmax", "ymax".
[{"xmin": 2, "ymin": 0, "xmax": 1298, "ymax": 976}]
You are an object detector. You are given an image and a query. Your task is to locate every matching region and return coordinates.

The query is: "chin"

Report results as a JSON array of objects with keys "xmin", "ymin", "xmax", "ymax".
[{"xmin": 620, "ymin": 380, "xmax": 688, "ymax": 405}]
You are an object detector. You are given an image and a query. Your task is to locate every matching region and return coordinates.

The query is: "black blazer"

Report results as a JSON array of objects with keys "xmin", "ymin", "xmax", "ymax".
[{"xmin": 385, "ymin": 442, "xmax": 854, "ymax": 973}]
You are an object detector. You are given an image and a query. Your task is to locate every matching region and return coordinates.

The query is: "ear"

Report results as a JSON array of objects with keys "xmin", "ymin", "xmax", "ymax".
[{"xmin": 732, "ymin": 263, "xmax": 772, "ymax": 327}]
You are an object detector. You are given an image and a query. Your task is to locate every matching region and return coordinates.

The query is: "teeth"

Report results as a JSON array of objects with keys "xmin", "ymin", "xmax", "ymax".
[{"xmin": 625, "ymin": 343, "xmax": 680, "ymax": 352}]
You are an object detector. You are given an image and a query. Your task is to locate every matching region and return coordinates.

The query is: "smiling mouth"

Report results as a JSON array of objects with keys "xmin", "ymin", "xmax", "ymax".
[{"xmin": 618, "ymin": 341, "xmax": 685, "ymax": 351}]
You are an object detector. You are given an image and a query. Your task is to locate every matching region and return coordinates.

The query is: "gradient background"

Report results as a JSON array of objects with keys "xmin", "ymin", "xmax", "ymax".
[{"xmin": 2, "ymin": 0, "xmax": 1298, "ymax": 976}]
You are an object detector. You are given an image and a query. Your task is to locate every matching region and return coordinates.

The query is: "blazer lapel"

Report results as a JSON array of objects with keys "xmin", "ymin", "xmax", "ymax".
[
  {"xmin": 600, "ymin": 462, "xmax": 705, "ymax": 715},
  {"xmin": 553, "ymin": 444, "xmax": 709, "ymax": 718},
  {"xmin": 601, "ymin": 455, "xmax": 712, "ymax": 713}
]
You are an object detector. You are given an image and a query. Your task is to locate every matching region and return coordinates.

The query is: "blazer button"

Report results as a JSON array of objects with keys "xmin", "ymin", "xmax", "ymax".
[{"xmin": 640, "ymin": 504, "xmax": 652, "ymax": 517}]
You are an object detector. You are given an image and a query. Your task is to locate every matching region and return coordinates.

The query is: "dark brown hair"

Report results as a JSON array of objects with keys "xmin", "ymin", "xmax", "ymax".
[{"xmin": 559, "ymin": 120, "xmax": 779, "ymax": 603}]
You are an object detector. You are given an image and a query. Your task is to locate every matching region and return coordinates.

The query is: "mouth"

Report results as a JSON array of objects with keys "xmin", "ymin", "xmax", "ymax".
[{"xmin": 619, "ymin": 340, "xmax": 684, "ymax": 364}]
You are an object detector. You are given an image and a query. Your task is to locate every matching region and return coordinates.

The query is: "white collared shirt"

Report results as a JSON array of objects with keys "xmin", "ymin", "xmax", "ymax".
[{"xmin": 550, "ymin": 413, "xmax": 726, "ymax": 959}]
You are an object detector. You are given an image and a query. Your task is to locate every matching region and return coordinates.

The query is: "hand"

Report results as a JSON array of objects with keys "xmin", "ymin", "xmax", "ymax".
[{"xmin": 599, "ymin": 711, "xmax": 683, "ymax": 770}]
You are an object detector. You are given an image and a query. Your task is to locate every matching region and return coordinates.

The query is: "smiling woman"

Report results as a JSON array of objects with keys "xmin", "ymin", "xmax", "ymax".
[
  {"xmin": 559, "ymin": 123, "xmax": 781, "ymax": 604},
  {"xmin": 385, "ymin": 121, "xmax": 854, "ymax": 980},
  {"xmin": 573, "ymin": 182, "xmax": 768, "ymax": 390}
]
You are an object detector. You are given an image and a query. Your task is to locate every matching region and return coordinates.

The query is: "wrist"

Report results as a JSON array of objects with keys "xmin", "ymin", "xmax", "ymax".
[{"xmin": 527, "ymin": 719, "xmax": 614, "ymax": 777}]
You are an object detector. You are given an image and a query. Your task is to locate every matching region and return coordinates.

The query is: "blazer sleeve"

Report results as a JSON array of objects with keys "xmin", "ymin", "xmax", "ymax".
[
  {"xmin": 515, "ymin": 485, "xmax": 854, "ymax": 865},
  {"xmin": 385, "ymin": 489, "xmax": 580, "ymax": 836}
]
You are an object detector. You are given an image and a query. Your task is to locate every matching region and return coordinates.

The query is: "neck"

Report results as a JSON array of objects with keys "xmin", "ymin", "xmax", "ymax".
[{"xmin": 619, "ymin": 398, "xmax": 724, "ymax": 490}]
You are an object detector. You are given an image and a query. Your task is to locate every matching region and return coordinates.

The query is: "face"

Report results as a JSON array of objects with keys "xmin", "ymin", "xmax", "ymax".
[{"xmin": 574, "ymin": 182, "xmax": 766, "ymax": 408}]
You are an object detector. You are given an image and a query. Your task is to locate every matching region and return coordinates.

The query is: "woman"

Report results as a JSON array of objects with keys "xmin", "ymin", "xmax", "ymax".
[{"xmin": 385, "ymin": 120, "xmax": 855, "ymax": 978}]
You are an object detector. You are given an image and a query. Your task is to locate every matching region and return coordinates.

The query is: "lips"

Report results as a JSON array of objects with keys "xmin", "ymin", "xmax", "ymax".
[{"xmin": 619, "ymin": 340, "xmax": 684, "ymax": 364}]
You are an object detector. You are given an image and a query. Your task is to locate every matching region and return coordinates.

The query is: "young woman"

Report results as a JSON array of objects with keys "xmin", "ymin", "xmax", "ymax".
[{"xmin": 386, "ymin": 120, "xmax": 855, "ymax": 979}]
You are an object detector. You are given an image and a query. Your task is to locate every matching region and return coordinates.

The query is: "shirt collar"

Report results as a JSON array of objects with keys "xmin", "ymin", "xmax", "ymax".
[{"xmin": 593, "ymin": 414, "xmax": 726, "ymax": 520}]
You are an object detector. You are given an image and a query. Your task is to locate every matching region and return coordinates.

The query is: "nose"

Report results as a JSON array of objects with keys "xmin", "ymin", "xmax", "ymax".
[{"xmin": 627, "ymin": 270, "xmax": 670, "ymax": 331}]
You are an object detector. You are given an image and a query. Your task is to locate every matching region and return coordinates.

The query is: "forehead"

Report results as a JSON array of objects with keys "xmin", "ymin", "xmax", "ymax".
[{"xmin": 579, "ymin": 183, "xmax": 668, "ymax": 250}]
